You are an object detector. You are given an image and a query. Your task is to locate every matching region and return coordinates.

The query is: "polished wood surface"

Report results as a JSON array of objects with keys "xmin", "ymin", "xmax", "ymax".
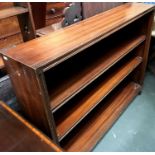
[
  {"xmin": 0, "ymin": 3, "xmax": 23, "ymax": 51},
  {"xmin": 0, "ymin": 16, "xmax": 20, "ymax": 40},
  {"xmin": 2, "ymin": 58, "xmax": 59, "ymax": 143},
  {"xmin": 1, "ymin": 3, "xmax": 154, "ymax": 69},
  {"xmin": 0, "ymin": 2, "xmax": 35, "ymax": 54},
  {"xmin": 1, "ymin": 3, "xmax": 154, "ymax": 151},
  {"xmin": 0, "ymin": 6, "xmax": 28, "ymax": 20},
  {"xmin": 48, "ymin": 35, "xmax": 145, "ymax": 111},
  {"xmin": 0, "ymin": 101, "xmax": 62, "ymax": 152},
  {"xmin": 56, "ymin": 56, "xmax": 142, "ymax": 140},
  {"xmin": 0, "ymin": 33, "xmax": 22, "ymax": 50},
  {"xmin": 134, "ymin": 11, "xmax": 155, "ymax": 85},
  {"xmin": 62, "ymin": 82, "xmax": 141, "ymax": 152}
]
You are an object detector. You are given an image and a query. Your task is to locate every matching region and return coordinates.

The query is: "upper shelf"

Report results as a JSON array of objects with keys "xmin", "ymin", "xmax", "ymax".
[
  {"xmin": 1, "ymin": 3, "xmax": 154, "ymax": 69},
  {"xmin": 48, "ymin": 34, "xmax": 145, "ymax": 111},
  {"xmin": 0, "ymin": 7, "xmax": 28, "ymax": 20}
]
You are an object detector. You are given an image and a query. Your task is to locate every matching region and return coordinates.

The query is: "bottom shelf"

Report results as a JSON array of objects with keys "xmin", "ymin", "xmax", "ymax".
[{"xmin": 61, "ymin": 81, "xmax": 141, "ymax": 152}]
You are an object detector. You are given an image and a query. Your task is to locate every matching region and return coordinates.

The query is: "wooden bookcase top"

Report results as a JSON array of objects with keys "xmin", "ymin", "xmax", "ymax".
[{"xmin": 1, "ymin": 3, "xmax": 154, "ymax": 70}]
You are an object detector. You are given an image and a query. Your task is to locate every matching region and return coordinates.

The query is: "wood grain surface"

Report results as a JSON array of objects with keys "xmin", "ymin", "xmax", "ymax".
[
  {"xmin": 48, "ymin": 35, "xmax": 145, "ymax": 111},
  {"xmin": 55, "ymin": 56, "xmax": 142, "ymax": 140},
  {"xmin": 0, "ymin": 33, "xmax": 22, "ymax": 50},
  {"xmin": 0, "ymin": 101, "xmax": 62, "ymax": 152},
  {"xmin": 0, "ymin": 16, "xmax": 20, "ymax": 38},
  {"xmin": 2, "ymin": 58, "xmax": 59, "ymax": 142},
  {"xmin": 1, "ymin": 3, "xmax": 154, "ymax": 152},
  {"xmin": 1, "ymin": 3, "xmax": 154, "ymax": 69},
  {"xmin": 61, "ymin": 82, "xmax": 141, "ymax": 152},
  {"xmin": 0, "ymin": 6, "xmax": 28, "ymax": 20}
]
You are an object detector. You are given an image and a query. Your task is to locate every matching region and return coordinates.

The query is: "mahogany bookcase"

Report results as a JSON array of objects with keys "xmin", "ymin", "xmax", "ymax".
[{"xmin": 1, "ymin": 3, "xmax": 154, "ymax": 152}]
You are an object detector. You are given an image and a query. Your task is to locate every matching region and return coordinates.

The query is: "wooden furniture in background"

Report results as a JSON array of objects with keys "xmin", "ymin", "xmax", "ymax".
[
  {"xmin": 13, "ymin": 2, "xmax": 36, "ymax": 41},
  {"xmin": 0, "ymin": 2, "xmax": 36, "ymax": 69},
  {"xmin": 36, "ymin": 2, "xmax": 82, "ymax": 37},
  {"xmin": 0, "ymin": 101, "xmax": 62, "ymax": 152},
  {"xmin": 0, "ymin": 3, "xmax": 19, "ymax": 69},
  {"xmin": 82, "ymin": 2, "xmax": 124, "ymax": 19},
  {"xmin": 30, "ymin": 2, "xmax": 46, "ymax": 30},
  {"xmin": 1, "ymin": 3, "xmax": 154, "ymax": 151},
  {"xmin": 0, "ymin": 3, "xmax": 23, "ymax": 51},
  {"xmin": 36, "ymin": 2, "xmax": 124, "ymax": 36},
  {"xmin": 0, "ymin": 2, "xmax": 46, "ymax": 52},
  {"xmin": 0, "ymin": 2, "xmax": 35, "ymax": 42},
  {"xmin": 45, "ymin": 2, "xmax": 70, "ymax": 26}
]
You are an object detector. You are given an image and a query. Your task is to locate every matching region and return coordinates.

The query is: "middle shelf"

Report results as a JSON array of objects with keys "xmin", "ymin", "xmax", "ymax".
[{"xmin": 54, "ymin": 56, "xmax": 142, "ymax": 140}]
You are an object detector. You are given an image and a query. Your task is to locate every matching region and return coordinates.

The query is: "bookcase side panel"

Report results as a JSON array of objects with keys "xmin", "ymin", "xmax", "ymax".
[
  {"xmin": 133, "ymin": 11, "xmax": 154, "ymax": 85},
  {"xmin": 1, "ymin": 56, "xmax": 59, "ymax": 144}
]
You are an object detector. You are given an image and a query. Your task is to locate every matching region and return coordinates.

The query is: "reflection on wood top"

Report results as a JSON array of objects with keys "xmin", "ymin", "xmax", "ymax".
[{"xmin": 1, "ymin": 3, "xmax": 154, "ymax": 70}]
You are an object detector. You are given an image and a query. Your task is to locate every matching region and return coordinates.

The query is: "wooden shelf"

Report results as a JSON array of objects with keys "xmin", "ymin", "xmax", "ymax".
[
  {"xmin": 55, "ymin": 56, "xmax": 142, "ymax": 140},
  {"xmin": 0, "ymin": 31, "xmax": 21, "ymax": 40},
  {"xmin": 0, "ymin": 7, "xmax": 28, "ymax": 20},
  {"xmin": 0, "ymin": 57, "xmax": 4, "ymax": 69},
  {"xmin": 49, "ymin": 35, "xmax": 145, "ymax": 111},
  {"xmin": 61, "ymin": 82, "xmax": 141, "ymax": 152}
]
